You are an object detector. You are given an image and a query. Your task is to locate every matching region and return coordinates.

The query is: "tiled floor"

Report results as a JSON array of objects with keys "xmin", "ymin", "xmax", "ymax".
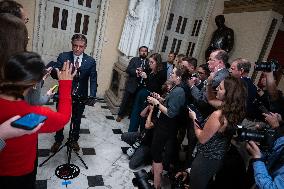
[{"xmin": 36, "ymin": 102, "xmax": 144, "ymax": 189}]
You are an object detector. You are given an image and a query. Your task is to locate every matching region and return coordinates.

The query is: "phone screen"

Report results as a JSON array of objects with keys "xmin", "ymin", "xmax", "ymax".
[
  {"xmin": 51, "ymin": 85, "xmax": 58, "ymax": 92},
  {"xmin": 12, "ymin": 113, "xmax": 47, "ymax": 130},
  {"xmin": 187, "ymin": 104, "xmax": 204, "ymax": 129}
]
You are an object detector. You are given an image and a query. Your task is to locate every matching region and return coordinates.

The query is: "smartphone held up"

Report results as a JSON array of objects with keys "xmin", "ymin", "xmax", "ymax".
[{"xmin": 11, "ymin": 113, "xmax": 47, "ymax": 130}]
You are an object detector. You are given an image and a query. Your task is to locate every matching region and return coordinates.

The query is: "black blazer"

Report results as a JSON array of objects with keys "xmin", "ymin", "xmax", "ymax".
[
  {"xmin": 125, "ymin": 57, "xmax": 149, "ymax": 93},
  {"xmin": 53, "ymin": 51, "xmax": 97, "ymax": 97}
]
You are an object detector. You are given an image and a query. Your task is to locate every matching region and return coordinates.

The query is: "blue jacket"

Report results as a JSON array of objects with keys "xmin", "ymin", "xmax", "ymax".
[
  {"xmin": 253, "ymin": 136, "xmax": 284, "ymax": 189},
  {"xmin": 54, "ymin": 51, "xmax": 97, "ymax": 97}
]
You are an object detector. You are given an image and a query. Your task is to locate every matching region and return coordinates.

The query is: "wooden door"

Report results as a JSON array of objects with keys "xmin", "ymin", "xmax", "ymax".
[{"xmin": 41, "ymin": 0, "xmax": 101, "ymax": 62}]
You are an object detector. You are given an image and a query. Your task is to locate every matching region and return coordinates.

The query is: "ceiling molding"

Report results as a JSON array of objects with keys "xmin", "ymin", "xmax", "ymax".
[{"xmin": 224, "ymin": 0, "xmax": 284, "ymax": 16}]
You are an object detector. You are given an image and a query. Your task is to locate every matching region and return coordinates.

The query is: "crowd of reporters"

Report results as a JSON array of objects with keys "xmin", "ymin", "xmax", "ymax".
[{"xmin": 120, "ymin": 47, "xmax": 284, "ymax": 189}]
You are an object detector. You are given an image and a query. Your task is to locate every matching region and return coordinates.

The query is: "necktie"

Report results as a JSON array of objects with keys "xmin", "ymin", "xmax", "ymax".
[
  {"xmin": 75, "ymin": 57, "xmax": 80, "ymax": 69},
  {"xmin": 73, "ymin": 57, "xmax": 80, "ymax": 95},
  {"xmin": 141, "ymin": 59, "xmax": 145, "ymax": 70}
]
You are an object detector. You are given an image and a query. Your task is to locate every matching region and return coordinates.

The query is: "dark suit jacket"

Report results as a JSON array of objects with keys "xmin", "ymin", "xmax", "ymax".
[
  {"xmin": 162, "ymin": 61, "xmax": 174, "ymax": 79},
  {"xmin": 191, "ymin": 68, "xmax": 229, "ymax": 103},
  {"xmin": 190, "ymin": 68, "xmax": 229, "ymax": 117},
  {"xmin": 241, "ymin": 77, "xmax": 258, "ymax": 118},
  {"xmin": 53, "ymin": 51, "xmax": 97, "ymax": 97},
  {"xmin": 125, "ymin": 57, "xmax": 149, "ymax": 93}
]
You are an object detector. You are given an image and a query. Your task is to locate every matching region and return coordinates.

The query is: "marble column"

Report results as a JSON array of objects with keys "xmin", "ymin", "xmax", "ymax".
[{"xmin": 105, "ymin": 56, "xmax": 130, "ymax": 114}]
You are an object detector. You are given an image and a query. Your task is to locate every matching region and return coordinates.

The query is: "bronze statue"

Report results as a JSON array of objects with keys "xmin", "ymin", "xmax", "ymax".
[{"xmin": 205, "ymin": 15, "xmax": 234, "ymax": 61}]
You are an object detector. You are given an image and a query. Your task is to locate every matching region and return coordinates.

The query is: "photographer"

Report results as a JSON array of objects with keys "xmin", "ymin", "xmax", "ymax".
[
  {"xmin": 246, "ymin": 114, "xmax": 284, "ymax": 189},
  {"xmin": 121, "ymin": 104, "xmax": 156, "ymax": 169},
  {"xmin": 122, "ymin": 81, "xmax": 174, "ymax": 170}
]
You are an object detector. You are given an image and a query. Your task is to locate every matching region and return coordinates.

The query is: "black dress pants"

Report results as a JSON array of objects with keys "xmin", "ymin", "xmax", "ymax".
[
  {"xmin": 55, "ymin": 101, "xmax": 85, "ymax": 142},
  {"xmin": 118, "ymin": 90, "xmax": 136, "ymax": 117}
]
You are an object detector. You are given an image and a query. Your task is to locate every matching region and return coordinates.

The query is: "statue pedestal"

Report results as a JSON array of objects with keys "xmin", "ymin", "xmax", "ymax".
[{"xmin": 105, "ymin": 56, "xmax": 130, "ymax": 114}]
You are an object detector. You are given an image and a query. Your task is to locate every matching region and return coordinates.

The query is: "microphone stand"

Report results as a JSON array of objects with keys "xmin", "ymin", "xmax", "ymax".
[{"xmin": 39, "ymin": 67, "xmax": 89, "ymax": 183}]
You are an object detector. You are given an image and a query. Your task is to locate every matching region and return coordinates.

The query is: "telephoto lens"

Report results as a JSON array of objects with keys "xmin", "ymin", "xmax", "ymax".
[
  {"xmin": 234, "ymin": 125, "xmax": 276, "ymax": 151},
  {"xmin": 126, "ymin": 146, "xmax": 136, "ymax": 157},
  {"xmin": 254, "ymin": 59, "xmax": 279, "ymax": 72},
  {"xmin": 126, "ymin": 131, "xmax": 147, "ymax": 158},
  {"xmin": 132, "ymin": 169, "xmax": 153, "ymax": 189}
]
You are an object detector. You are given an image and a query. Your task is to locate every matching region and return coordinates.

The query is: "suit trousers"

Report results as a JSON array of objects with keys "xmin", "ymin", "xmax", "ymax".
[
  {"xmin": 55, "ymin": 101, "xmax": 85, "ymax": 142},
  {"xmin": 128, "ymin": 88, "xmax": 150, "ymax": 132},
  {"xmin": 118, "ymin": 90, "xmax": 136, "ymax": 117}
]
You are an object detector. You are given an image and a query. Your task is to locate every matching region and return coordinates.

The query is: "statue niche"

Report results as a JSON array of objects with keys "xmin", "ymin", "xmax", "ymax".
[
  {"xmin": 205, "ymin": 15, "xmax": 234, "ymax": 61},
  {"xmin": 118, "ymin": 0, "xmax": 161, "ymax": 57}
]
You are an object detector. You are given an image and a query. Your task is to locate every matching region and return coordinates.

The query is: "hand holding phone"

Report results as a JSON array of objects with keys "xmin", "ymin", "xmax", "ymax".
[
  {"xmin": 51, "ymin": 84, "xmax": 58, "ymax": 93},
  {"xmin": 11, "ymin": 113, "xmax": 47, "ymax": 130},
  {"xmin": 187, "ymin": 104, "xmax": 204, "ymax": 129},
  {"xmin": 187, "ymin": 106, "xmax": 196, "ymax": 119},
  {"xmin": 0, "ymin": 116, "xmax": 43, "ymax": 140}
]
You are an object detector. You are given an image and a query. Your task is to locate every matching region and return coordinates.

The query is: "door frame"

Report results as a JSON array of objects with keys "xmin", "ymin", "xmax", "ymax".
[
  {"xmin": 32, "ymin": 0, "xmax": 110, "ymax": 69},
  {"xmin": 154, "ymin": 0, "xmax": 216, "ymax": 59}
]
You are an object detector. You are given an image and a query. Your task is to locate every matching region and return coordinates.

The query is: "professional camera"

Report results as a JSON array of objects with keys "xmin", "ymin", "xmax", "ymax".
[
  {"xmin": 234, "ymin": 125, "xmax": 276, "ymax": 150},
  {"xmin": 255, "ymin": 59, "xmax": 280, "ymax": 72},
  {"xmin": 132, "ymin": 169, "xmax": 153, "ymax": 189},
  {"xmin": 126, "ymin": 130, "xmax": 147, "ymax": 158}
]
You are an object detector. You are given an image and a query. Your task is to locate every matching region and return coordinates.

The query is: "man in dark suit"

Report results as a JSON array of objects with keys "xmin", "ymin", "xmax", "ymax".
[
  {"xmin": 162, "ymin": 51, "xmax": 176, "ymax": 80},
  {"xmin": 116, "ymin": 46, "xmax": 149, "ymax": 122},
  {"xmin": 50, "ymin": 34, "xmax": 97, "ymax": 152},
  {"xmin": 190, "ymin": 49, "xmax": 229, "ymax": 117},
  {"xmin": 229, "ymin": 58, "xmax": 258, "ymax": 120}
]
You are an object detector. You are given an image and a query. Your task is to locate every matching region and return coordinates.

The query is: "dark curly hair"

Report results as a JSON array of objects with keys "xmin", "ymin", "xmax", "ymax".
[{"xmin": 219, "ymin": 76, "xmax": 247, "ymax": 129}]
